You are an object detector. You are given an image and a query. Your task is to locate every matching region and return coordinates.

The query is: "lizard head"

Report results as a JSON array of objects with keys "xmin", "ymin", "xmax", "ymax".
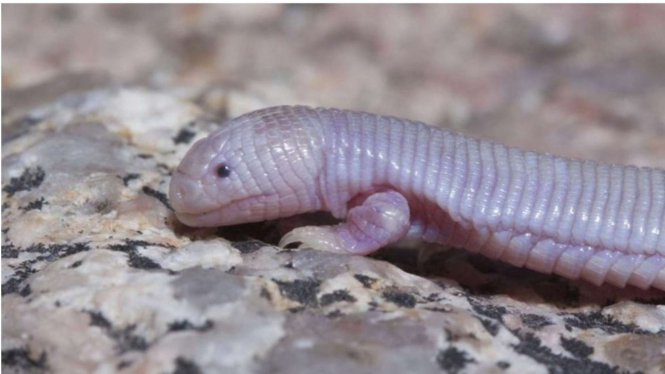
[{"xmin": 169, "ymin": 106, "xmax": 325, "ymax": 227}]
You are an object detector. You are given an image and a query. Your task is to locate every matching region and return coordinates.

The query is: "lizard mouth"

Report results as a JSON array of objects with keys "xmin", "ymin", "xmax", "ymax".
[
  {"xmin": 173, "ymin": 193, "xmax": 273, "ymax": 227},
  {"xmin": 169, "ymin": 170, "xmax": 270, "ymax": 227}
]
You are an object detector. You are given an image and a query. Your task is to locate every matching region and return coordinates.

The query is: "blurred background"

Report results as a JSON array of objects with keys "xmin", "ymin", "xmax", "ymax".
[{"xmin": 3, "ymin": 4, "xmax": 665, "ymax": 167}]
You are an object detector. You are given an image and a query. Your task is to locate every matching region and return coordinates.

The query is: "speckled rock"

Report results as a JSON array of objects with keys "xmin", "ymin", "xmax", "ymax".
[{"xmin": 2, "ymin": 84, "xmax": 665, "ymax": 374}]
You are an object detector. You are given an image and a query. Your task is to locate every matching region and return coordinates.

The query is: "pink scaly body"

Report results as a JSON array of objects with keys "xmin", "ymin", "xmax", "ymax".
[{"xmin": 169, "ymin": 106, "xmax": 665, "ymax": 290}]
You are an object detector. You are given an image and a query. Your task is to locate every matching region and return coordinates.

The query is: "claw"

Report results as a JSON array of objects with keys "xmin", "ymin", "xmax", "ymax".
[
  {"xmin": 278, "ymin": 226, "xmax": 348, "ymax": 253},
  {"xmin": 282, "ymin": 241, "xmax": 303, "ymax": 249}
]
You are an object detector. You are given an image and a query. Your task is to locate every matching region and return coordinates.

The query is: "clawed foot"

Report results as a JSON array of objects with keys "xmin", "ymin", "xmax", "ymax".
[{"xmin": 278, "ymin": 190, "xmax": 411, "ymax": 256}]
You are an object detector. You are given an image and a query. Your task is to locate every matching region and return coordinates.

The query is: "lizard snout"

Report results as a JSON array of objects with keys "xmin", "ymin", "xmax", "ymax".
[{"xmin": 169, "ymin": 171, "xmax": 216, "ymax": 215}]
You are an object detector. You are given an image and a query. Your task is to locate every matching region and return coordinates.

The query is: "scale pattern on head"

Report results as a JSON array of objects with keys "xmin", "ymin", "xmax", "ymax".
[{"xmin": 170, "ymin": 106, "xmax": 325, "ymax": 227}]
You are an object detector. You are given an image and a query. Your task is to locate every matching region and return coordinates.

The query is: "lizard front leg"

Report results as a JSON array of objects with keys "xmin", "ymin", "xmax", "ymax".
[{"xmin": 279, "ymin": 190, "xmax": 411, "ymax": 255}]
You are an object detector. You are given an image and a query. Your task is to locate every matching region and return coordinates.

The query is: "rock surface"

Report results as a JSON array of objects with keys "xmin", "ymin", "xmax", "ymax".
[{"xmin": 2, "ymin": 84, "xmax": 665, "ymax": 374}]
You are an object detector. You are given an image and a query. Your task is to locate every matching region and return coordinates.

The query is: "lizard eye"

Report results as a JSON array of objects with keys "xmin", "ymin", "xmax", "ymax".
[{"xmin": 215, "ymin": 164, "xmax": 232, "ymax": 178}]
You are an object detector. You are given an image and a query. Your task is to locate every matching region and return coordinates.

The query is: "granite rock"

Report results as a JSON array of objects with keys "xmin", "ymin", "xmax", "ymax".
[{"xmin": 2, "ymin": 85, "xmax": 665, "ymax": 374}]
